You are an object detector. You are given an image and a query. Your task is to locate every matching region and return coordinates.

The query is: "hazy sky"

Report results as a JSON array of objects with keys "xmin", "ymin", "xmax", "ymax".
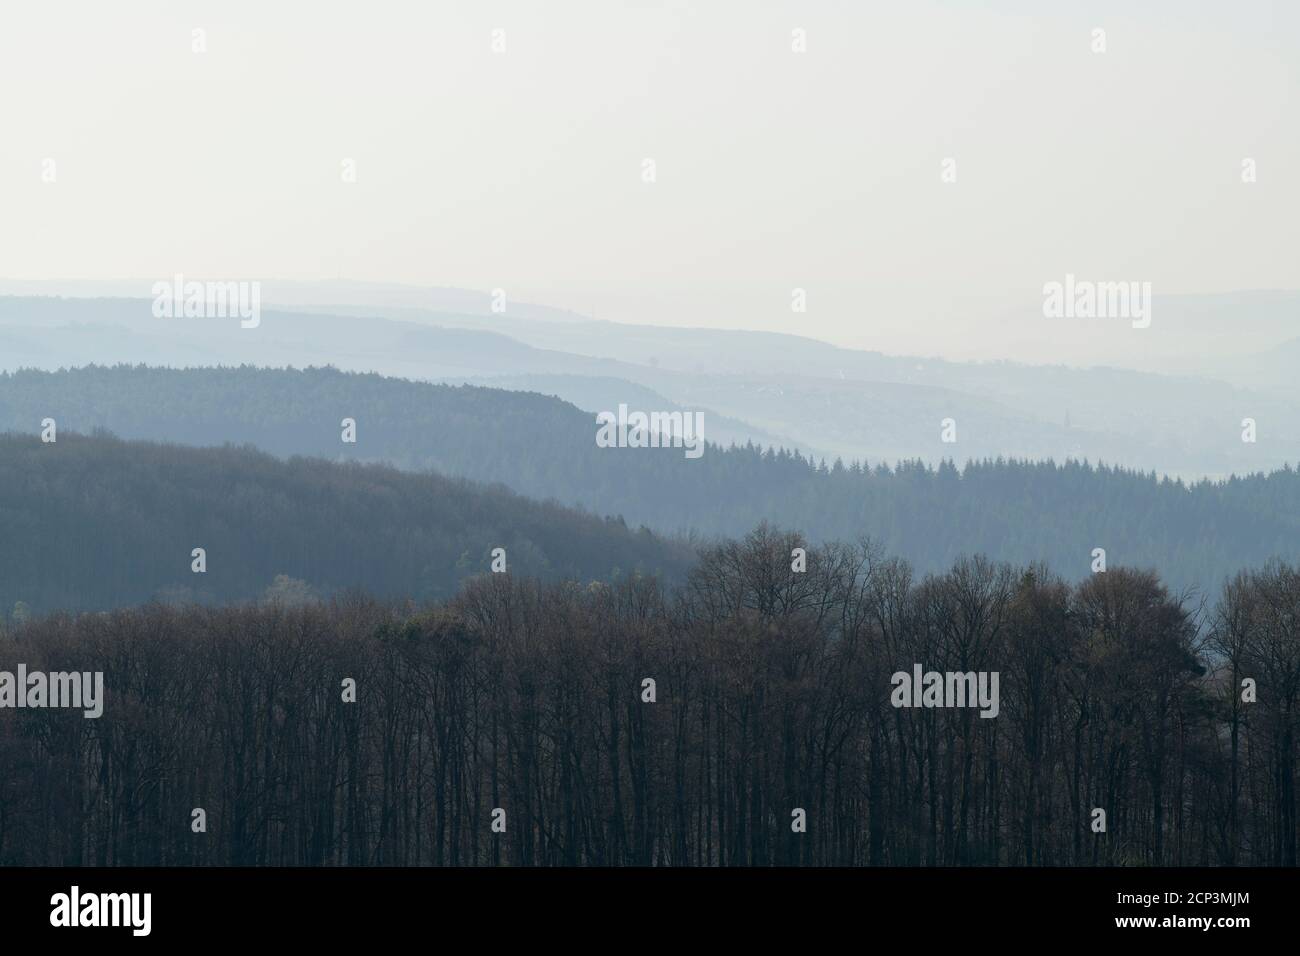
[{"xmin": 1, "ymin": 0, "xmax": 1296, "ymax": 360}]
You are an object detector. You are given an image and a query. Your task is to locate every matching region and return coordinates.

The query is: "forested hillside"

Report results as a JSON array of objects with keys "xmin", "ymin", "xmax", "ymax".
[
  {"xmin": 1, "ymin": 527, "xmax": 1294, "ymax": 866},
  {"xmin": 2, "ymin": 365, "xmax": 1298, "ymax": 593},
  {"xmin": 0, "ymin": 432, "xmax": 691, "ymax": 614}
]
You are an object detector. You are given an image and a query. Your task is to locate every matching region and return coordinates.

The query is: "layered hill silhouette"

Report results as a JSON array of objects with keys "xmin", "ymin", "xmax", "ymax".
[
  {"xmin": 5, "ymin": 292, "xmax": 1300, "ymax": 475},
  {"xmin": 2, "ymin": 365, "xmax": 1299, "ymax": 595}
]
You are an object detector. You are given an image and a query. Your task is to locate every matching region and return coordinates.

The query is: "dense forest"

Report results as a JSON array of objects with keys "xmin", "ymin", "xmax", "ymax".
[
  {"xmin": 2, "ymin": 365, "xmax": 1298, "ymax": 593},
  {"xmin": 0, "ymin": 432, "xmax": 690, "ymax": 614},
  {"xmin": 0, "ymin": 525, "xmax": 1295, "ymax": 867}
]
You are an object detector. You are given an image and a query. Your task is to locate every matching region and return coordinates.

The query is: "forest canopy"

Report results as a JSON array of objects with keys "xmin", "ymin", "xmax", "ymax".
[{"xmin": 0, "ymin": 525, "xmax": 1295, "ymax": 867}]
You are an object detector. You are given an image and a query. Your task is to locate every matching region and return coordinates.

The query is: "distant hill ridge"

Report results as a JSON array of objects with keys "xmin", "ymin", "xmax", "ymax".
[
  {"xmin": 0, "ymin": 429, "xmax": 692, "ymax": 613},
  {"xmin": 1, "ymin": 365, "xmax": 1298, "ymax": 595}
]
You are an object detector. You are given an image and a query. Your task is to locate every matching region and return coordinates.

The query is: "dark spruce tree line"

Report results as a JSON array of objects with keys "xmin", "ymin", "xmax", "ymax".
[
  {"xmin": 3, "ymin": 365, "xmax": 1299, "ymax": 594},
  {"xmin": 1, "ymin": 526, "xmax": 1296, "ymax": 867}
]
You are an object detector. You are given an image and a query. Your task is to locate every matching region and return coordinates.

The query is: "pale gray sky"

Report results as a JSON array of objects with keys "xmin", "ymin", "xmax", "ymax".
[{"xmin": 1, "ymin": 0, "xmax": 1296, "ymax": 361}]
